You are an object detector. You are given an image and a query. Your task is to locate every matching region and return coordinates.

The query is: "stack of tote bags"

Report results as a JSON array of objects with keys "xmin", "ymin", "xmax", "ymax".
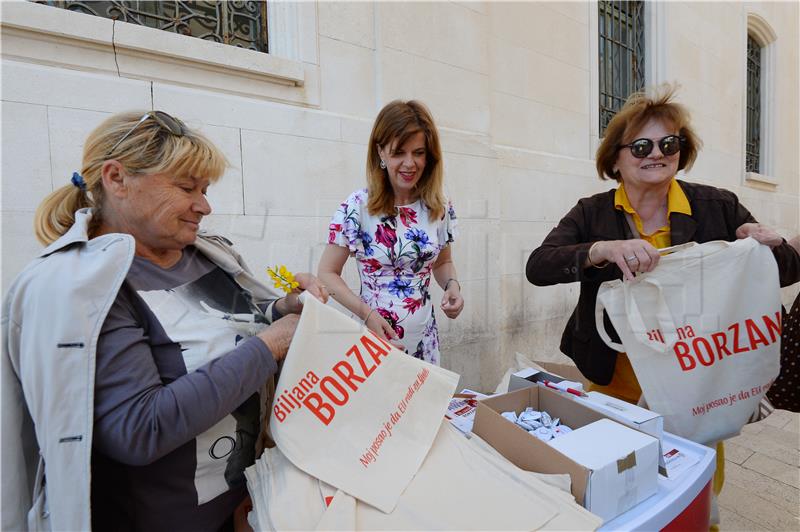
[{"xmin": 245, "ymin": 294, "xmax": 602, "ymax": 530}]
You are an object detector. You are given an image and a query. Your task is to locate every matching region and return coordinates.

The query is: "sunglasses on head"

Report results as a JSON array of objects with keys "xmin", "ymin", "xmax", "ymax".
[
  {"xmin": 107, "ymin": 111, "xmax": 186, "ymax": 156},
  {"xmin": 620, "ymin": 135, "xmax": 685, "ymax": 158}
]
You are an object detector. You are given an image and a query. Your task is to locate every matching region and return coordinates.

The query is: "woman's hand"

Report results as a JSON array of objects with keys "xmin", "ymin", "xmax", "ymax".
[
  {"xmin": 736, "ymin": 223, "xmax": 784, "ymax": 248},
  {"xmin": 441, "ymin": 285, "xmax": 464, "ymax": 319},
  {"xmin": 294, "ymin": 272, "xmax": 329, "ymax": 302},
  {"xmin": 280, "ymin": 272, "xmax": 329, "ymax": 314},
  {"xmin": 591, "ymin": 239, "xmax": 661, "ymax": 281},
  {"xmin": 365, "ymin": 310, "xmax": 403, "ymax": 348}
]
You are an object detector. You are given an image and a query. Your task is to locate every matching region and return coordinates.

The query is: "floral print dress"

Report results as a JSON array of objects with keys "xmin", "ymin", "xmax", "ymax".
[{"xmin": 328, "ymin": 188, "xmax": 457, "ymax": 365}]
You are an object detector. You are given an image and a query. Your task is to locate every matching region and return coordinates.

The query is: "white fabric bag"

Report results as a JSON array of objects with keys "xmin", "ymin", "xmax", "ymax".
[
  {"xmin": 270, "ymin": 294, "xmax": 459, "ymax": 512},
  {"xmin": 314, "ymin": 422, "xmax": 601, "ymax": 531},
  {"xmin": 595, "ymin": 238, "xmax": 781, "ymax": 443},
  {"xmin": 246, "ymin": 422, "xmax": 600, "ymax": 531}
]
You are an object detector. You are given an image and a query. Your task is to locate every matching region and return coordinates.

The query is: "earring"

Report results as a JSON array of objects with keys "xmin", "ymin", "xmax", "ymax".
[{"xmin": 379, "ymin": 160, "xmax": 386, "ymax": 169}]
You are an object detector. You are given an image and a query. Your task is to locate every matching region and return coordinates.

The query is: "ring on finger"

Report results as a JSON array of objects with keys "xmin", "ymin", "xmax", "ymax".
[{"xmin": 625, "ymin": 255, "xmax": 638, "ymax": 262}]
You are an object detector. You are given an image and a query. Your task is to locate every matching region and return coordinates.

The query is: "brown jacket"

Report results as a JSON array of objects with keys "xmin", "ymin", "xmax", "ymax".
[{"xmin": 526, "ymin": 180, "xmax": 800, "ymax": 385}]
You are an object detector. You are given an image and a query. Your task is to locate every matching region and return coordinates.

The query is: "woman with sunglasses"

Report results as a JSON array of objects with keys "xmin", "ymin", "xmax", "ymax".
[
  {"xmin": 527, "ymin": 85, "xmax": 798, "ymax": 401},
  {"xmin": 2, "ymin": 111, "xmax": 326, "ymax": 531},
  {"xmin": 526, "ymin": 85, "xmax": 799, "ymax": 529}
]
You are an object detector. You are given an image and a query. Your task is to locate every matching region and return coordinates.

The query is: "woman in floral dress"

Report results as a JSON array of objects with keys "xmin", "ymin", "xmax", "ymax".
[{"xmin": 318, "ymin": 100, "xmax": 463, "ymax": 365}]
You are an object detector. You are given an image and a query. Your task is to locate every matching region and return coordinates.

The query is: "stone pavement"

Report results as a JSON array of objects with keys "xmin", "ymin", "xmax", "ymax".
[{"xmin": 719, "ymin": 409, "xmax": 800, "ymax": 531}]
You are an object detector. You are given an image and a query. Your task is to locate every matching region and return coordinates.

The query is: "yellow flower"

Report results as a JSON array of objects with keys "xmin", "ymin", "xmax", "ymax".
[{"xmin": 267, "ymin": 265, "xmax": 300, "ymax": 294}]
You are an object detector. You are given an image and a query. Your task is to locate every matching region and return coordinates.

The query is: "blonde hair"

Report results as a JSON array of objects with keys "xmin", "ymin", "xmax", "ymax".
[
  {"xmin": 366, "ymin": 100, "xmax": 445, "ymax": 221},
  {"xmin": 596, "ymin": 84, "xmax": 703, "ymax": 181},
  {"xmin": 34, "ymin": 111, "xmax": 227, "ymax": 245}
]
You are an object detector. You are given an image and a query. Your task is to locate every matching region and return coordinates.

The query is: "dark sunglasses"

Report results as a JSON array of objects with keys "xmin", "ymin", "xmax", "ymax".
[
  {"xmin": 620, "ymin": 135, "xmax": 685, "ymax": 158},
  {"xmin": 107, "ymin": 111, "xmax": 186, "ymax": 156}
]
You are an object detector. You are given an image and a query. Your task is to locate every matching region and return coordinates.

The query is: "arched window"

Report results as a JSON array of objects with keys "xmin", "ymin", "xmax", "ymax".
[{"xmin": 745, "ymin": 14, "xmax": 777, "ymax": 181}]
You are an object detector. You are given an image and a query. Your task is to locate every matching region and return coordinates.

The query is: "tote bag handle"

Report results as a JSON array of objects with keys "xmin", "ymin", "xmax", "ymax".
[
  {"xmin": 596, "ymin": 284, "xmax": 625, "ymax": 351},
  {"xmin": 595, "ymin": 240, "xmax": 735, "ymax": 353},
  {"xmin": 623, "ymin": 240, "xmax": 735, "ymax": 353},
  {"xmin": 596, "ymin": 278, "xmax": 679, "ymax": 353},
  {"xmin": 624, "ymin": 278, "xmax": 679, "ymax": 353}
]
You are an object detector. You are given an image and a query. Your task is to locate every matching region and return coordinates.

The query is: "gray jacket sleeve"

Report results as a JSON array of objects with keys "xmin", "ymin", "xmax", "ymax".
[{"xmin": 92, "ymin": 286, "xmax": 278, "ymax": 466}]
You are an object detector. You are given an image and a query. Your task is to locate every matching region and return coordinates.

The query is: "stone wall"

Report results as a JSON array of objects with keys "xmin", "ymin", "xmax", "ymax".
[{"xmin": 2, "ymin": 1, "xmax": 797, "ymax": 391}]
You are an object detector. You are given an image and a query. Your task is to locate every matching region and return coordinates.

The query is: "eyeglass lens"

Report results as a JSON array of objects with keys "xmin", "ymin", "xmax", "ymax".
[
  {"xmin": 629, "ymin": 135, "xmax": 682, "ymax": 158},
  {"xmin": 151, "ymin": 111, "xmax": 185, "ymax": 136}
]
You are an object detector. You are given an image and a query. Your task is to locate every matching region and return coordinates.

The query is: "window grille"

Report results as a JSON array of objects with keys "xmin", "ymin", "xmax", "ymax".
[
  {"xmin": 745, "ymin": 35, "xmax": 761, "ymax": 173},
  {"xmin": 31, "ymin": 1, "xmax": 268, "ymax": 53},
  {"xmin": 598, "ymin": 1, "xmax": 645, "ymax": 135}
]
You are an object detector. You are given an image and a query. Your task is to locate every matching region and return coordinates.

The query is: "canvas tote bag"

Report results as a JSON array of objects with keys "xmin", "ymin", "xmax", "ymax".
[
  {"xmin": 595, "ymin": 238, "xmax": 781, "ymax": 444},
  {"xmin": 269, "ymin": 294, "xmax": 459, "ymax": 513}
]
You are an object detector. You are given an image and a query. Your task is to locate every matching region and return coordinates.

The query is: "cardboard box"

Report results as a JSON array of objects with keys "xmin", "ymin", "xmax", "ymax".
[
  {"xmin": 473, "ymin": 386, "xmax": 659, "ymax": 522},
  {"xmin": 509, "ymin": 366, "xmax": 664, "ymax": 445}
]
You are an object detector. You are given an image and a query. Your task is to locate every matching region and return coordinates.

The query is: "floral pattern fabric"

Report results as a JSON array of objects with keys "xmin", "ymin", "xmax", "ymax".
[{"xmin": 328, "ymin": 188, "xmax": 457, "ymax": 365}]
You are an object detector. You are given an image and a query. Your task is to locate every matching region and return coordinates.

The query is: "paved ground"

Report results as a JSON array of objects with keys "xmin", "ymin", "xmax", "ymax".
[{"xmin": 719, "ymin": 409, "xmax": 800, "ymax": 531}]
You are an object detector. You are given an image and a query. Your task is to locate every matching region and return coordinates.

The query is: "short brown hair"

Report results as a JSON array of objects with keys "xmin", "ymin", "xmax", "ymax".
[
  {"xmin": 366, "ymin": 100, "xmax": 445, "ymax": 221},
  {"xmin": 596, "ymin": 84, "xmax": 702, "ymax": 181}
]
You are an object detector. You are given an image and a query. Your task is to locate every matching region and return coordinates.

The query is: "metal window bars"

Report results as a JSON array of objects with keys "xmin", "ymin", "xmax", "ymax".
[
  {"xmin": 32, "ymin": 1, "xmax": 268, "ymax": 53},
  {"xmin": 598, "ymin": 1, "xmax": 645, "ymax": 136},
  {"xmin": 745, "ymin": 35, "xmax": 761, "ymax": 173}
]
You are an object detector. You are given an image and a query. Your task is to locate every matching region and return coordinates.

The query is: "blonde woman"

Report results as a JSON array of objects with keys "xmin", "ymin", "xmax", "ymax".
[
  {"xmin": 2, "ymin": 111, "xmax": 324, "ymax": 530},
  {"xmin": 318, "ymin": 100, "xmax": 463, "ymax": 366}
]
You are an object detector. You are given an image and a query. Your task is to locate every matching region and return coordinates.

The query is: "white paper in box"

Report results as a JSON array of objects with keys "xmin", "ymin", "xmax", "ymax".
[{"xmin": 548, "ymin": 419, "xmax": 660, "ymax": 521}]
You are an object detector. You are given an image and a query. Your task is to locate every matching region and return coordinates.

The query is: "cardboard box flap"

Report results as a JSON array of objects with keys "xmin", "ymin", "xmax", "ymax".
[
  {"xmin": 475, "ymin": 387, "xmax": 610, "ymax": 506},
  {"xmin": 535, "ymin": 361, "xmax": 591, "ymax": 388},
  {"xmin": 585, "ymin": 392, "xmax": 660, "ymax": 424}
]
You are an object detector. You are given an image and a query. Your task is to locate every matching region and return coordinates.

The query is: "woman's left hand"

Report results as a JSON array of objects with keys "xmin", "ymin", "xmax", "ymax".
[
  {"xmin": 282, "ymin": 272, "xmax": 329, "ymax": 313},
  {"xmin": 441, "ymin": 286, "xmax": 464, "ymax": 319},
  {"xmin": 736, "ymin": 223, "xmax": 784, "ymax": 248}
]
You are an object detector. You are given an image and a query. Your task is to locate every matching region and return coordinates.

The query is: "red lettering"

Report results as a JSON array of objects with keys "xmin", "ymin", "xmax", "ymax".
[
  {"xmin": 693, "ymin": 337, "xmax": 715, "ymax": 367},
  {"xmin": 729, "ymin": 322, "xmax": 750, "ymax": 354},
  {"xmin": 674, "ymin": 341, "xmax": 695, "ymax": 371},
  {"xmin": 370, "ymin": 333, "xmax": 395, "ymax": 352},
  {"xmin": 711, "ymin": 332, "xmax": 731, "ymax": 359},
  {"xmin": 762, "ymin": 312, "xmax": 781, "ymax": 343},
  {"xmin": 346, "ymin": 345, "xmax": 376, "ymax": 378},
  {"xmin": 745, "ymin": 318, "xmax": 770, "ymax": 349},
  {"xmin": 320, "ymin": 376, "xmax": 349, "ymax": 406},
  {"xmin": 332, "ymin": 360, "xmax": 365, "ymax": 392},
  {"xmin": 273, "ymin": 404, "xmax": 286, "ymax": 422},
  {"xmin": 302, "ymin": 393, "xmax": 335, "ymax": 426},
  {"xmin": 284, "ymin": 389, "xmax": 302, "ymax": 409},
  {"xmin": 361, "ymin": 335, "xmax": 390, "ymax": 365}
]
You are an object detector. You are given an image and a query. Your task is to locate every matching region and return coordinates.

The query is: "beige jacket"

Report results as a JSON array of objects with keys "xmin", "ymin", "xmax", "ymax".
[{"xmin": 1, "ymin": 209, "xmax": 280, "ymax": 531}]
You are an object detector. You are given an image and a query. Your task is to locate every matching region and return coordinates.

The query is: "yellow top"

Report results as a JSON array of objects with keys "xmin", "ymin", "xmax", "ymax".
[
  {"xmin": 614, "ymin": 179, "xmax": 692, "ymax": 248},
  {"xmin": 591, "ymin": 179, "xmax": 693, "ymax": 403}
]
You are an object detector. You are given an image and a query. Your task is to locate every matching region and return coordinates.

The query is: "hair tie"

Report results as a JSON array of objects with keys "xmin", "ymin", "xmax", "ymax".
[{"xmin": 71, "ymin": 172, "xmax": 87, "ymax": 191}]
